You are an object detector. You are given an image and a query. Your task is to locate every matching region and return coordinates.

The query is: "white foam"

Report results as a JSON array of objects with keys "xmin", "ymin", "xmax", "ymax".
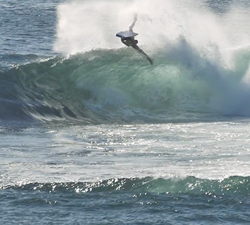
[{"xmin": 54, "ymin": 0, "xmax": 250, "ymax": 116}]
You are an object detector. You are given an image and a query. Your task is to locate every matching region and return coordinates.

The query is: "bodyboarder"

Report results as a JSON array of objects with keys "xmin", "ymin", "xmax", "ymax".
[{"xmin": 117, "ymin": 16, "xmax": 153, "ymax": 65}]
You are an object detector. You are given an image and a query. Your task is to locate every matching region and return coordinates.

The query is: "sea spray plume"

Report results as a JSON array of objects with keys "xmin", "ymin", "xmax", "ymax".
[
  {"xmin": 54, "ymin": 0, "xmax": 248, "ymax": 60},
  {"xmin": 52, "ymin": 0, "xmax": 250, "ymax": 117},
  {"xmin": 163, "ymin": 36, "xmax": 250, "ymax": 116},
  {"xmin": 54, "ymin": 0, "xmax": 192, "ymax": 54},
  {"xmin": 54, "ymin": 0, "xmax": 138, "ymax": 54}
]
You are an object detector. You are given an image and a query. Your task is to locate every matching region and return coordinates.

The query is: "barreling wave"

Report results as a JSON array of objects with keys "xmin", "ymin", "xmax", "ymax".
[
  {"xmin": 1, "ymin": 41, "xmax": 250, "ymax": 125},
  {"xmin": 3, "ymin": 176, "xmax": 250, "ymax": 196}
]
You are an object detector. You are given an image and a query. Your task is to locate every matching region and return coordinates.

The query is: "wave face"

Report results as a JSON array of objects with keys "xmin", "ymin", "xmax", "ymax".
[{"xmin": 2, "ymin": 44, "xmax": 250, "ymax": 124}]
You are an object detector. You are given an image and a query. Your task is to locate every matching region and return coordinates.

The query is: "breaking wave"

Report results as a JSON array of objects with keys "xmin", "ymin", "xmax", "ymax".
[{"xmin": 1, "ymin": 42, "xmax": 250, "ymax": 125}]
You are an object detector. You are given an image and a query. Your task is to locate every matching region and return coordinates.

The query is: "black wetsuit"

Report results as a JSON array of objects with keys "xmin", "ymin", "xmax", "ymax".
[{"xmin": 121, "ymin": 37, "xmax": 153, "ymax": 65}]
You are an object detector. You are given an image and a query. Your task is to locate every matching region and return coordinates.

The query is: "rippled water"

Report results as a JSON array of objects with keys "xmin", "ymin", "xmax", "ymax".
[{"xmin": 1, "ymin": 0, "xmax": 250, "ymax": 224}]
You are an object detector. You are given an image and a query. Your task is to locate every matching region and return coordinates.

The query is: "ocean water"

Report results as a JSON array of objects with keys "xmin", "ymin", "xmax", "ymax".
[{"xmin": 1, "ymin": 0, "xmax": 250, "ymax": 224}]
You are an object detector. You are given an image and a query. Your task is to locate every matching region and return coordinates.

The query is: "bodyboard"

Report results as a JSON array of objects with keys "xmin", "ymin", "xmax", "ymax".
[{"xmin": 116, "ymin": 30, "xmax": 138, "ymax": 38}]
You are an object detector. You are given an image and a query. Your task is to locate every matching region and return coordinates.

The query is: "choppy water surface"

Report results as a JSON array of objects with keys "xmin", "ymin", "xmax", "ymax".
[{"xmin": 1, "ymin": 0, "xmax": 250, "ymax": 224}]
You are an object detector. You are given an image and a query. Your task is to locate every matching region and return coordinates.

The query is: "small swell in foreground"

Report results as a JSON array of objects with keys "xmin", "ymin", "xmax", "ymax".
[{"xmin": 3, "ymin": 176, "xmax": 250, "ymax": 196}]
